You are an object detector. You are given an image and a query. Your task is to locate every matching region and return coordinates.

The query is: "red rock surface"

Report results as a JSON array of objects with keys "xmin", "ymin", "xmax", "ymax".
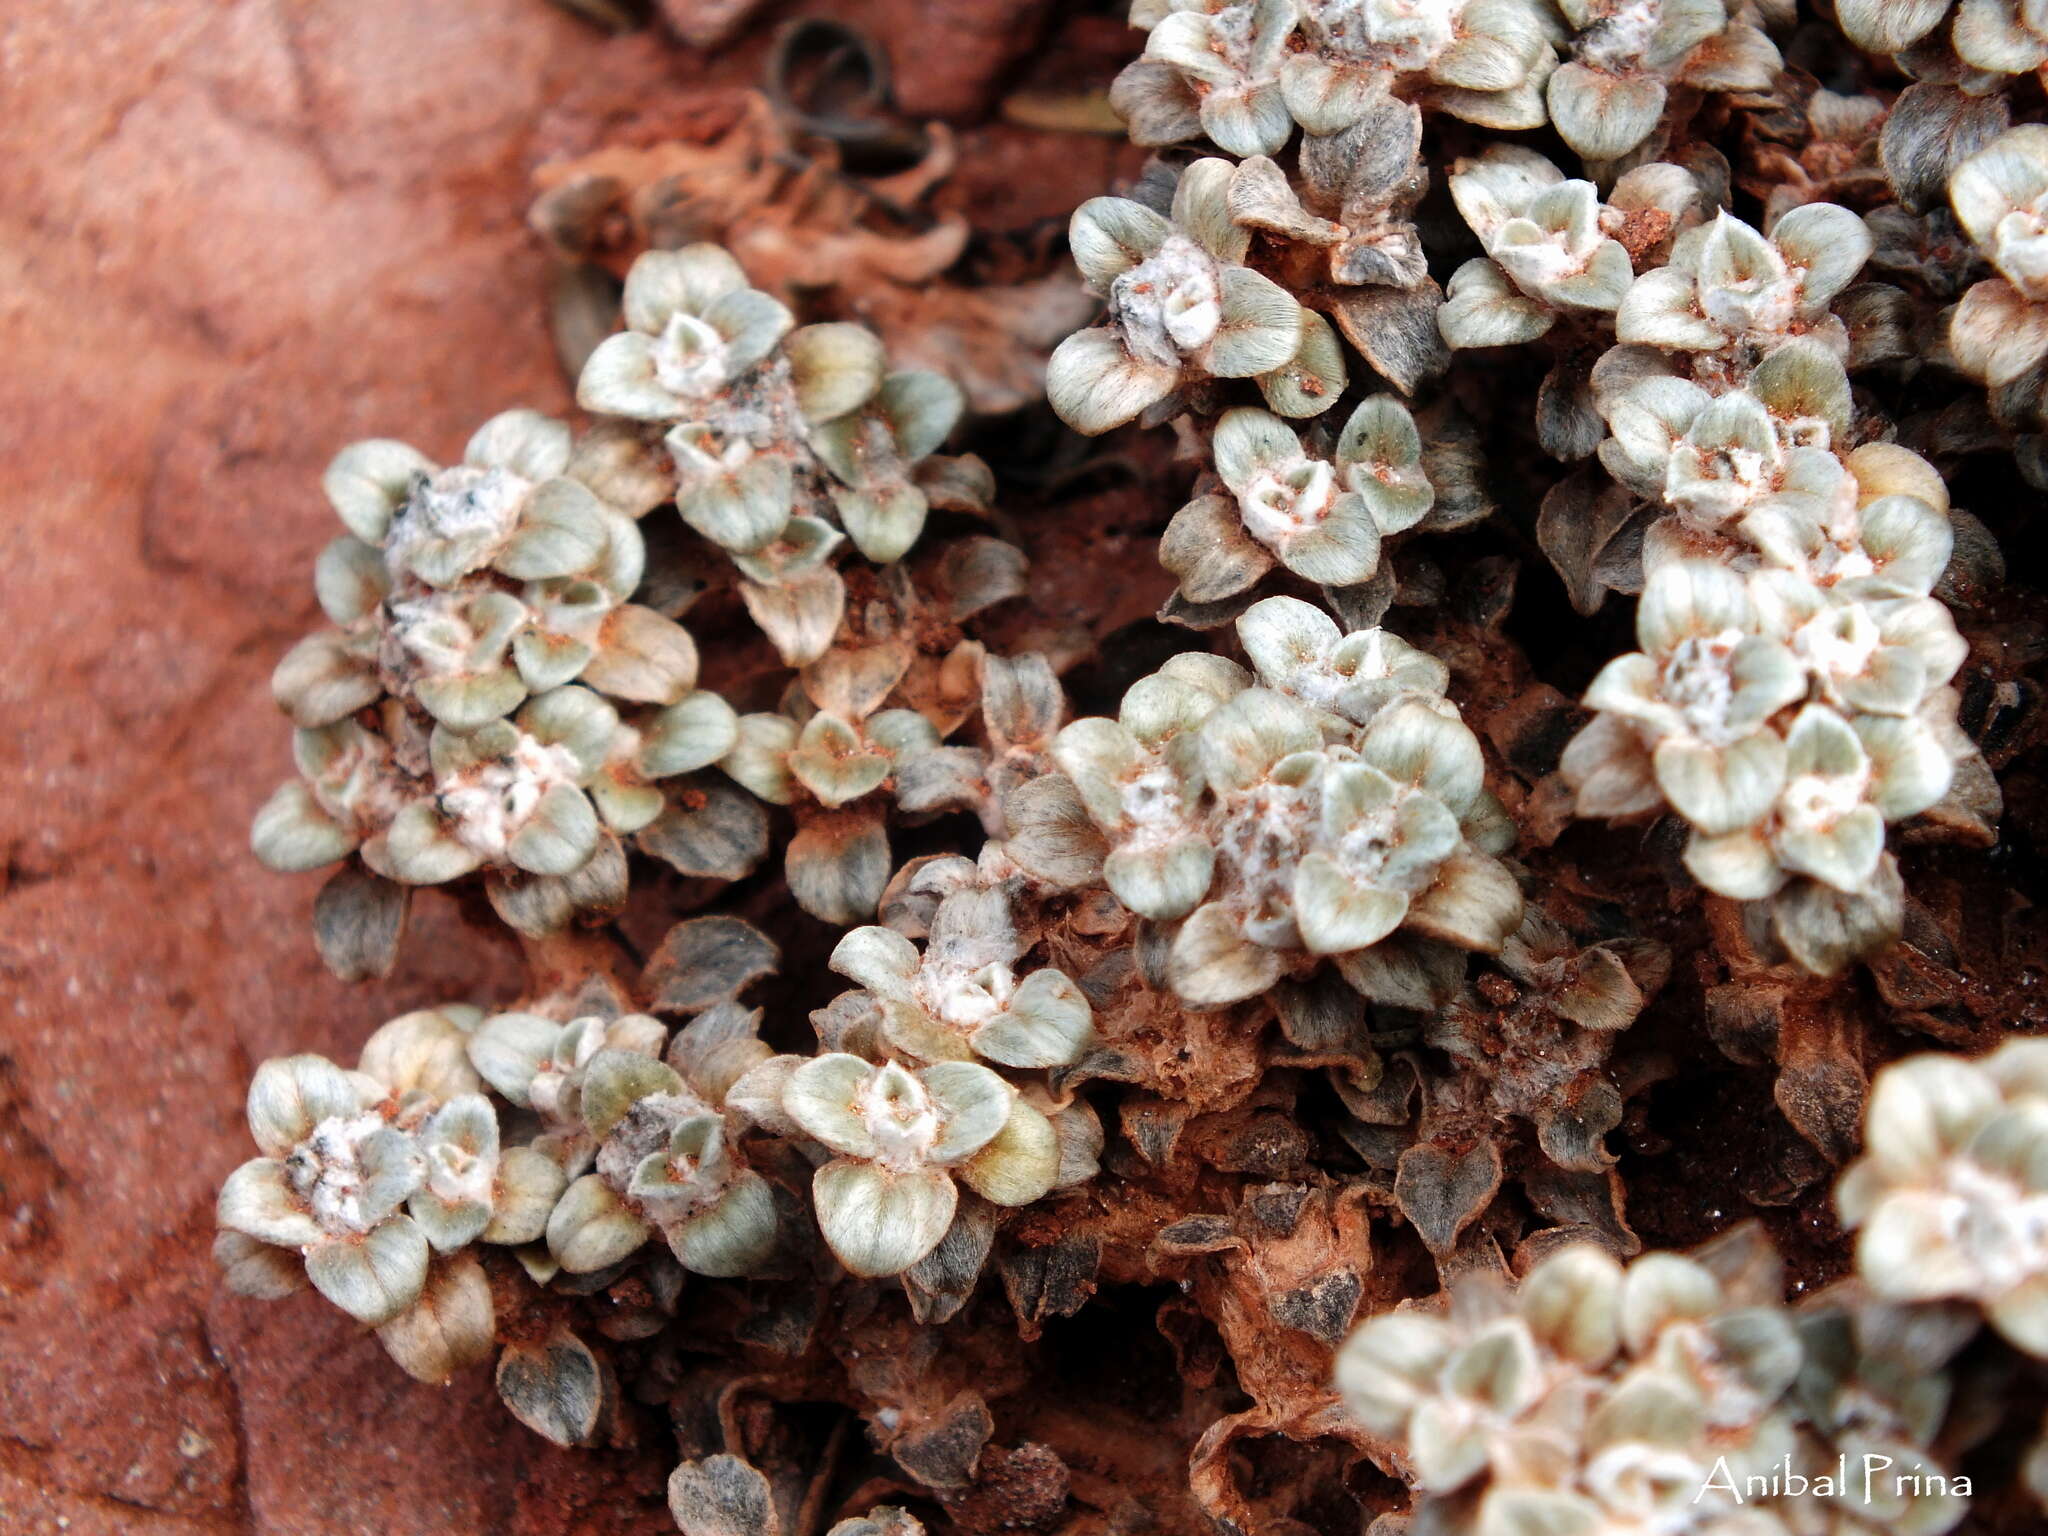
[{"xmin": 0, "ymin": 3, "xmax": 680, "ymax": 1530}]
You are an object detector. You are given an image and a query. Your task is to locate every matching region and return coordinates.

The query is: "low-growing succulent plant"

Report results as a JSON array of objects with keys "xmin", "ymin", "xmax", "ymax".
[
  {"xmin": 1029, "ymin": 597, "xmax": 1519, "ymax": 1006},
  {"xmin": 1549, "ymin": 0, "xmax": 1779, "ymax": 164},
  {"xmin": 548, "ymin": 1049, "xmax": 782, "ymax": 1280},
  {"xmin": 1335, "ymin": 1226, "xmax": 1974, "ymax": 1536},
  {"xmin": 719, "ymin": 686, "xmax": 941, "ymax": 925},
  {"xmin": 1113, "ymin": 0, "xmax": 1557, "ymax": 155},
  {"xmin": 577, "ymin": 245, "xmax": 801, "ymax": 424},
  {"xmin": 1424, "ymin": 908, "xmax": 1669, "ymax": 1168},
  {"xmin": 252, "ymin": 407, "xmax": 746, "ymax": 971},
  {"xmin": 1614, "ymin": 204, "xmax": 1871, "ymax": 378},
  {"xmin": 782, "ymin": 1054, "xmax": 1059, "ymax": 1276},
  {"xmin": 1948, "ymin": 125, "xmax": 2048, "ymax": 389},
  {"xmin": 1049, "ymin": 160, "xmax": 1313, "ymax": 435},
  {"xmin": 468, "ymin": 1007, "xmax": 672, "ymax": 1173},
  {"xmin": 1444, "ymin": 148, "xmax": 1714, "ymax": 462},
  {"xmin": 215, "ymin": 1009, "xmax": 564, "ymax": 1379},
  {"xmin": 893, "ymin": 651, "xmax": 1067, "ymax": 838},
  {"xmin": 1289, "ymin": 0, "xmax": 1559, "ymax": 135},
  {"xmin": 1441, "ymin": 147, "xmax": 1638, "ymax": 346},
  {"xmin": 218, "ymin": 1054, "xmax": 439, "ymax": 1325},
  {"xmin": 307, "ymin": 421, "xmax": 695, "ymax": 725},
  {"xmin": 1562, "ymin": 558, "xmax": 1963, "ymax": 973},
  {"xmin": 215, "ymin": 3, "xmax": 2048, "ymax": 1529},
  {"xmin": 1111, "ymin": 0, "xmax": 1302, "ymax": 158},
  {"xmin": 1160, "ymin": 397, "xmax": 1432, "ymax": 600},
  {"xmin": 828, "ymin": 885, "xmax": 1095, "ymax": 1069},
  {"xmin": 1838, "ymin": 1040, "xmax": 2048, "ymax": 1356},
  {"xmin": 1226, "ymin": 94, "xmax": 1426, "ymax": 293},
  {"xmin": 569, "ymin": 243, "xmax": 992, "ymax": 663}
]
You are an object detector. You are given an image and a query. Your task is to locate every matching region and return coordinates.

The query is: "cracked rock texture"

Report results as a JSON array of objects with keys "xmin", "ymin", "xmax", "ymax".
[{"xmin": 0, "ymin": 2, "xmax": 672, "ymax": 1530}]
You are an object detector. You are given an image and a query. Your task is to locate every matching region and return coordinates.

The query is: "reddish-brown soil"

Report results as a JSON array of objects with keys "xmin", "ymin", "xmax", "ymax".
[{"xmin": 3, "ymin": 5, "xmax": 749, "ymax": 1531}]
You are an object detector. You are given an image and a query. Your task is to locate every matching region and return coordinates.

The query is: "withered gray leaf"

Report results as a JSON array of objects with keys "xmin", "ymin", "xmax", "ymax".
[
  {"xmin": 1047, "ymin": 1044, "xmax": 1144, "ymax": 1096},
  {"xmin": 786, "ymin": 812, "xmax": 890, "ymax": 925},
  {"xmin": 1879, "ymin": 82, "xmax": 2011, "ymax": 213},
  {"xmin": 1271, "ymin": 1269, "xmax": 1363, "ymax": 1344},
  {"xmin": 1536, "ymin": 360, "xmax": 1603, "ymax": 462},
  {"xmin": 811, "ymin": 988, "xmax": 885, "ymax": 1055},
  {"xmin": 1902, "ymin": 751, "xmax": 2002, "ymax": 849},
  {"xmin": 878, "ymin": 853, "xmax": 981, "ymax": 939},
  {"xmin": 1246, "ymin": 1183, "xmax": 1309, "ymax": 1235},
  {"xmin": 1837, "ymin": 282, "xmax": 1916, "ymax": 373},
  {"xmin": 562, "ymin": 831, "xmax": 629, "ymax": 918},
  {"xmin": 1536, "ymin": 467, "xmax": 1642, "ymax": 617},
  {"xmin": 562, "ymin": 969, "xmax": 631, "ymax": 1022},
  {"xmin": 890, "ymin": 1393, "xmax": 994, "ymax": 1490},
  {"xmin": 529, "ymin": 172, "xmax": 626, "ymax": 257},
  {"xmin": 637, "ymin": 778, "xmax": 772, "ymax": 881},
  {"xmin": 1415, "ymin": 407, "xmax": 1492, "ymax": 533},
  {"xmin": 1321, "ymin": 562, "xmax": 1396, "ymax": 631},
  {"xmin": 1933, "ymin": 508, "xmax": 2005, "ymax": 610},
  {"xmin": 1772, "ymin": 999, "xmax": 1869, "ymax": 1166},
  {"xmin": 496, "ymin": 1330, "xmax": 605, "ymax": 1448},
  {"xmin": 734, "ymin": 1280, "xmax": 821, "ymax": 1356},
  {"xmin": 828, "ymin": 1507, "xmax": 927, "ymax": 1536},
  {"xmin": 548, "ymin": 260, "xmax": 623, "ymax": 383},
  {"xmin": 1454, "ymin": 555, "xmax": 1517, "ymax": 631},
  {"xmin": 1153, "ymin": 1215, "xmax": 1241, "ymax": 1257},
  {"xmin": 1328, "ymin": 282, "xmax": 1447, "ymax": 396},
  {"xmin": 1001, "ymin": 1236, "xmax": 1102, "ymax": 1333},
  {"xmin": 1521, "ymin": 1164, "xmax": 1637, "ymax": 1256},
  {"xmin": 939, "ymin": 535, "xmax": 1029, "ymax": 620},
  {"xmin": 803, "ymin": 641, "xmax": 914, "ymax": 721},
  {"xmin": 1330, "ymin": 229, "xmax": 1429, "ymax": 288},
  {"xmin": 645, "ymin": 914, "xmax": 780, "ymax": 1013},
  {"xmin": 1158, "ymin": 585, "xmax": 1260, "ymax": 631},
  {"xmin": 1274, "ymin": 973, "xmax": 1372, "ymax": 1056},
  {"xmin": 1535, "ymin": 1078, "xmax": 1624, "ymax": 1173},
  {"xmin": 905, "ymin": 1197, "xmax": 998, "ymax": 1325},
  {"xmin": 313, "ymin": 864, "xmax": 407, "ymax": 982},
  {"xmin": 1122, "ymin": 1096, "xmax": 1192, "ymax": 1165},
  {"xmin": 669, "ymin": 1454, "xmax": 779, "ymax": 1536},
  {"xmin": 1335, "ymin": 935, "xmax": 1466, "ymax": 1008},
  {"xmin": 1770, "ymin": 860, "xmax": 1905, "ymax": 981},
  {"xmin": 1393, "ymin": 1140, "xmax": 1503, "ymax": 1258},
  {"xmin": 486, "ymin": 869, "xmax": 575, "ymax": 940}
]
